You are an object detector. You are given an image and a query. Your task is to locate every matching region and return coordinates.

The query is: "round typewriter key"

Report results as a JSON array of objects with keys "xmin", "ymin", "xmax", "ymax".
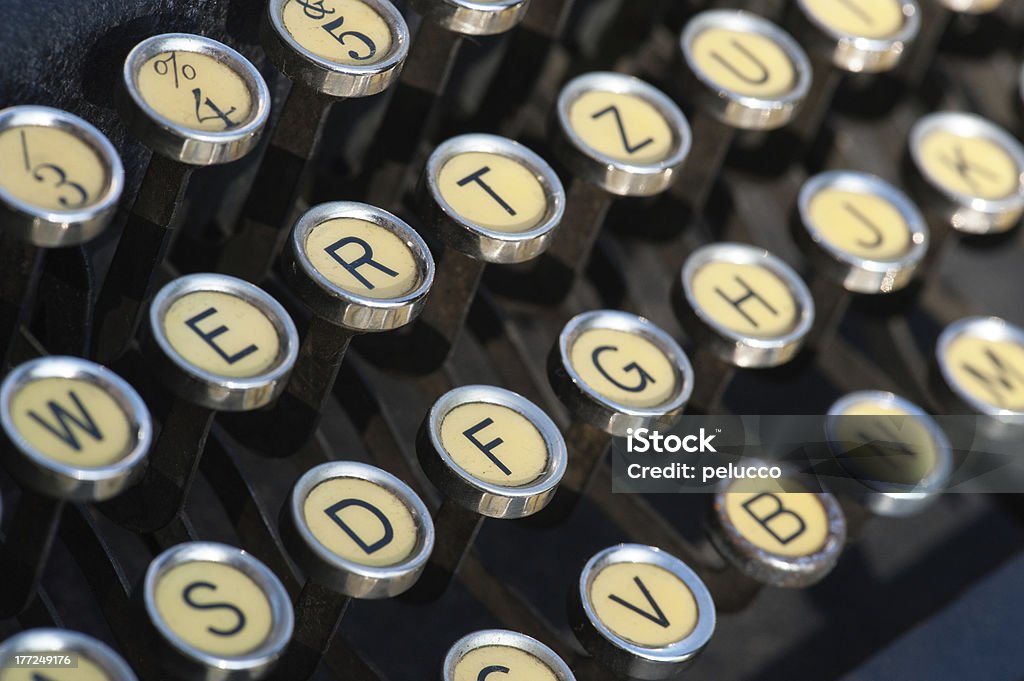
[
  {"xmin": 411, "ymin": 0, "xmax": 529, "ymax": 35},
  {"xmin": 0, "ymin": 629, "xmax": 139, "ymax": 681},
  {"xmin": 144, "ymin": 541, "xmax": 293, "ymax": 680},
  {"xmin": 709, "ymin": 475, "xmax": 846, "ymax": 587},
  {"xmin": 515, "ymin": 73, "xmax": 689, "ymax": 302},
  {"xmin": 675, "ymin": 242, "xmax": 814, "ymax": 410},
  {"xmin": 219, "ymin": 0, "xmax": 409, "ymax": 283},
  {"xmin": 230, "ymin": 202, "xmax": 433, "ymax": 455},
  {"xmin": 908, "ymin": 112, "xmax": 1024, "ymax": 236},
  {"xmin": 92, "ymin": 34, "xmax": 272, "ymax": 364},
  {"xmin": 278, "ymin": 461, "xmax": 432, "ymax": 677},
  {"xmin": 0, "ymin": 356, "xmax": 151, "ymax": 616},
  {"xmin": 827, "ymin": 391, "xmax": 952, "ymax": 516},
  {"xmin": 933, "ymin": 316, "xmax": 1024, "ymax": 438},
  {"xmin": 443, "ymin": 630, "xmax": 576, "ymax": 681},
  {"xmin": 794, "ymin": 0, "xmax": 920, "ymax": 73},
  {"xmin": 546, "ymin": 311, "xmax": 692, "ymax": 520},
  {"xmin": 103, "ymin": 274, "xmax": 298, "ymax": 532},
  {"xmin": 412, "ymin": 385, "xmax": 565, "ymax": 598},
  {"xmin": 570, "ymin": 544, "xmax": 715, "ymax": 680}
]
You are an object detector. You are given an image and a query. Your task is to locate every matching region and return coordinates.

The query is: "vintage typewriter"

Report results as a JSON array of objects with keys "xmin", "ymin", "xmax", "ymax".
[{"xmin": 0, "ymin": 0, "xmax": 1022, "ymax": 678}]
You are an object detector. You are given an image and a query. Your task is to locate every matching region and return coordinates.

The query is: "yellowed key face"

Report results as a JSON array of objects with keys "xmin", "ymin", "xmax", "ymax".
[
  {"xmin": 303, "ymin": 477, "xmax": 419, "ymax": 567},
  {"xmin": 0, "ymin": 656, "xmax": 112, "ymax": 681},
  {"xmin": 690, "ymin": 261, "xmax": 799, "ymax": 339},
  {"xmin": 589, "ymin": 562, "xmax": 698, "ymax": 647},
  {"xmin": 304, "ymin": 217, "xmax": 419, "ymax": 299},
  {"xmin": 162, "ymin": 290, "xmax": 281, "ymax": 379},
  {"xmin": 833, "ymin": 400, "xmax": 938, "ymax": 486},
  {"xmin": 281, "ymin": 0, "xmax": 393, "ymax": 65},
  {"xmin": 917, "ymin": 129, "xmax": 1020, "ymax": 200},
  {"xmin": 153, "ymin": 560, "xmax": 274, "ymax": 657},
  {"xmin": 135, "ymin": 51, "xmax": 253, "ymax": 131},
  {"xmin": 453, "ymin": 646, "xmax": 559, "ymax": 681},
  {"xmin": 567, "ymin": 90, "xmax": 674, "ymax": 164},
  {"xmin": 9, "ymin": 377, "xmax": 133, "ymax": 468},
  {"xmin": 806, "ymin": 187, "xmax": 912, "ymax": 261},
  {"xmin": 569, "ymin": 328, "xmax": 678, "ymax": 409},
  {"xmin": 436, "ymin": 152, "xmax": 548, "ymax": 233},
  {"xmin": 439, "ymin": 402, "xmax": 549, "ymax": 487},
  {"xmin": 689, "ymin": 27, "xmax": 796, "ymax": 98},
  {"xmin": 723, "ymin": 479, "xmax": 829, "ymax": 558},
  {"xmin": 0, "ymin": 126, "xmax": 107, "ymax": 212},
  {"xmin": 943, "ymin": 335, "xmax": 1024, "ymax": 411},
  {"xmin": 801, "ymin": 0, "xmax": 906, "ymax": 39}
]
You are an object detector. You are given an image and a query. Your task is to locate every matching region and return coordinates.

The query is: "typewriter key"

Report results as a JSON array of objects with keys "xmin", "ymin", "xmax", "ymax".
[
  {"xmin": 708, "ymin": 475, "xmax": 846, "ymax": 588},
  {"xmin": 674, "ymin": 242, "xmax": 814, "ymax": 410},
  {"xmin": 937, "ymin": 0, "xmax": 1002, "ymax": 12},
  {"xmin": 412, "ymin": 385, "xmax": 566, "ymax": 599},
  {"xmin": 277, "ymin": 461, "xmax": 433, "ymax": 679},
  {"xmin": 231, "ymin": 202, "xmax": 433, "ymax": 455},
  {"xmin": 0, "ymin": 356, "xmax": 151, "ymax": 616},
  {"xmin": 143, "ymin": 541, "xmax": 294, "ymax": 680},
  {"xmin": 375, "ymin": 133, "xmax": 563, "ymax": 372},
  {"xmin": 827, "ymin": 391, "xmax": 952, "ymax": 517},
  {"xmin": 218, "ymin": 0, "xmax": 409, "ymax": 282},
  {"xmin": 933, "ymin": 316, "xmax": 1024, "ymax": 439},
  {"xmin": 908, "ymin": 112, "xmax": 1024, "ymax": 236},
  {"xmin": 362, "ymin": 0, "xmax": 530, "ymax": 207},
  {"xmin": 546, "ymin": 311, "xmax": 693, "ymax": 519},
  {"xmin": 443, "ymin": 630, "xmax": 576, "ymax": 681},
  {"xmin": 92, "ymin": 34, "xmax": 271, "ymax": 364},
  {"xmin": 0, "ymin": 629, "xmax": 139, "ymax": 681},
  {"xmin": 530, "ymin": 72, "xmax": 690, "ymax": 301},
  {"xmin": 795, "ymin": 171, "xmax": 929, "ymax": 341},
  {"xmin": 0, "ymin": 106, "xmax": 123, "ymax": 363},
  {"xmin": 793, "ymin": 0, "xmax": 921, "ymax": 73},
  {"xmin": 570, "ymin": 543, "xmax": 715, "ymax": 680},
  {"xmin": 102, "ymin": 274, "xmax": 298, "ymax": 532}
]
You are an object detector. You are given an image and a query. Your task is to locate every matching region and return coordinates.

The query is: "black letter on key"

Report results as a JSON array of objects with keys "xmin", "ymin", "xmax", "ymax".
[
  {"xmin": 324, "ymin": 236, "xmax": 400, "ymax": 291},
  {"xmin": 324, "ymin": 498, "xmax": 395, "ymax": 554},
  {"xmin": 714, "ymin": 275, "xmax": 779, "ymax": 328},
  {"xmin": 185, "ymin": 307, "xmax": 259, "ymax": 365},
  {"xmin": 741, "ymin": 492, "xmax": 806, "ymax": 545},
  {"xmin": 842, "ymin": 201, "xmax": 884, "ymax": 250},
  {"xmin": 463, "ymin": 417, "xmax": 512, "ymax": 476},
  {"xmin": 27, "ymin": 391, "xmax": 103, "ymax": 451},
  {"xmin": 959, "ymin": 347, "xmax": 1024, "ymax": 408},
  {"xmin": 591, "ymin": 105, "xmax": 654, "ymax": 155},
  {"xmin": 457, "ymin": 167, "xmax": 517, "ymax": 216},
  {"xmin": 709, "ymin": 40, "xmax": 770, "ymax": 85},
  {"xmin": 182, "ymin": 581, "xmax": 247, "ymax": 637},
  {"xmin": 592, "ymin": 345, "xmax": 655, "ymax": 393},
  {"xmin": 607, "ymin": 575, "xmax": 670, "ymax": 627},
  {"xmin": 478, "ymin": 666, "xmax": 511, "ymax": 680}
]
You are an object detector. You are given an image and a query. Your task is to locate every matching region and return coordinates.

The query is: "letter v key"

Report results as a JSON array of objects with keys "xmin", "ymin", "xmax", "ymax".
[{"xmin": 607, "ymin": 575, "xmax": 670, "ymax": 628}]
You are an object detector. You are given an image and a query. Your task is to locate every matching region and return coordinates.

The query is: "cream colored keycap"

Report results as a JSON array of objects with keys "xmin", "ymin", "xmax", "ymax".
[
  {"xmin": 723, "ymin": 479, "xmax": 829, "ymax": 558},
  {"xmin": 0, "ymin": 126, "xmax": 107, "ymax": 211},
  {"xmin": 566, "ymin": 90, "xmax": 674, "ymax": 164},
  {"xmin": 569, "ymin": 328, "xmax": 678, "ymax": 409},
  {"xmin": 453, "ymin": 646, "xmax": 560, "ymax": 681},
  {"xmin": 917, "ymin": 129, "xmax": 1020, "ymax": 201},
  {"xmin": 806, "ymin": 187, "xmax": 912, "ymax": 260},
  {"xmin": 439, "ymin": 402, "xmax": 549, "ymax": 487},
  {"xmin": 0, "ymin": 657, "xmax": 111, "ymax": 681},
  {"xmin": 8, "ymin": 377, "xmax": 133, "ymax": 468},
  {"xmin": 689, "ymin": 27, "xmax": 796, "ymax": 98},
  {"xmin": 589, "ymin": 562, "xmax": 698, "ymax": 648},
  {"xmin": 689, "ymin": 261, "xmax": 799, "ymax": 338},
  {"xmin": 281, "ymin": 0, "xmax": 393, "ymax": 65},
  {"xmin": 943, "ymin": 335, "xmax": 1024, "ymax": 411},
  {"xmin": 833, "ymin": 399, "xmax": 938, "ymax": 486},
  {"xmin": 436, "ymin": 151, "xmax": 548, "ymax": 232},
  {"xmin": 153, "ymin": 560, "xmax": 274, "ymax": 657},
  {"xmin": 304, "ymin": 217, "xmax": 419, "ymax": 299},
  {"xmin": 162, "ymin": 290, "xmax": 281, "ymax": 379},
  {"xmin": 303, "ymin": 476, "xmax": 419, "ymax": 567},
  {"xmin": 801, "ymin": 0, "xmax": 906, "ymax": 39},
  {"xmin": 136, "ymin": 51, "xmax": 253, "ymax": 131}
]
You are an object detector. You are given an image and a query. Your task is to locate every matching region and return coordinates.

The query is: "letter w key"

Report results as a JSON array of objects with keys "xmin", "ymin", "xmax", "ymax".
[
  {"xmin": 27, "ymin": 391, "xmax": 103, "ymax": 451},
  {"xmin": 591, "ymin": 105, "xmax": 654, "ymax": 155}
]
